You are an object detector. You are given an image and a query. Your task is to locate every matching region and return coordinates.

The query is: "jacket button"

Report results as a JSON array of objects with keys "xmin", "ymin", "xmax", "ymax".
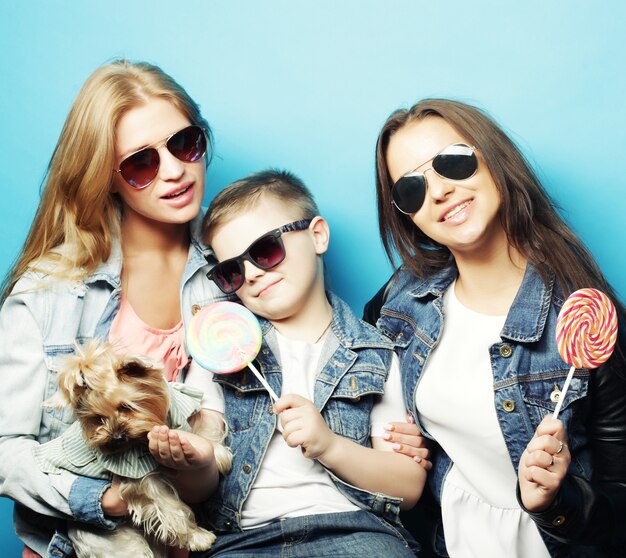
[
  {"xmin": 502, "ymin": 400, "xmax": 515, "ymax": 412},
  {"xmin": 550, "ymin": 385, "xmax": 562, "ymax": 403},
  {"xmin": 552, "ymin": 515, "xmax": 566, "ymax": 526},
  {"xmin": 499, "ymin": 345, "xmax": 513, "ymax": 358},
  {"xmin": 191, "ymin": 304, "xmax": 202, "ymax": 315},
  {"xmin": 384, "ymin": 503, "xmax": 392, "ymax": 512},
  {"xmin": 242, "ymin": 464, "xmax": 252, "ymax": 474},
  {"xmin": 268, "ymin": 404, "xmax": 274, "ymax": 414}
]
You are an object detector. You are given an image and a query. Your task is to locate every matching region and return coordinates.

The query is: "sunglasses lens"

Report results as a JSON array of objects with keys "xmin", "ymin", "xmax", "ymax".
[
  {"xmin": 392, "ymin": 174, "xmax": 427, "ymax": 214},
  {"xmin": 167, "ymin": 126, "xmax": 207, "ymax": 163},
  {"xmin": 119, "ymin": 148, "xmax": 159, "ymax": 189},
  {"xmin": 432, "ymin": 144, "xmax": 477, "ymax": 180},
  {"xmin": 249, "ymin": 235, "xmax": 285, "ymax": 268},
  {"xmin": 213, "ymin": 259, "xmax": 244, "ymax": 294}
]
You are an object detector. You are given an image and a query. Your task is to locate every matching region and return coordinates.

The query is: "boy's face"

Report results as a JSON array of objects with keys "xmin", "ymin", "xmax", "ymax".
[{"xmin": 209, "ymin": 195, "xmax": 329, "ymax": 323}]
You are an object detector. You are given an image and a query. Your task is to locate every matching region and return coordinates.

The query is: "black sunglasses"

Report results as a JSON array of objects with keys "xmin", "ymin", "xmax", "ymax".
[
  {"xmin": 113, "ymin": 125, "xmax": 207, "ymax": 189},
  {"xmin": 391, "ymin": 143, "xmax": 478, "ymax": 215},
  {"xmin": 207, "ymin": 219, "xmax": 313, "ymax": 294}
]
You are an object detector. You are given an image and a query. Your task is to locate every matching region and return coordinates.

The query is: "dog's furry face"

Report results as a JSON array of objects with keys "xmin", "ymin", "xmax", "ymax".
[{"xmin": 57, "ymin": 342, "xmax": 170, "ymax": 455}]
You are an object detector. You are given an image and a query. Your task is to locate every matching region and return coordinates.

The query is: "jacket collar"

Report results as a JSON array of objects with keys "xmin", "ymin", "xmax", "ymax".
[
  {"xmin": 404, "ymin": 263, "xmax": 555, "ymax": 344},
  {"xmin": 501, "ymin": 264, "xmax": 555, "ymax": 343},
  {"xmin": 259, "ymin": 291, "xmax": 394, "ymax": 350}
]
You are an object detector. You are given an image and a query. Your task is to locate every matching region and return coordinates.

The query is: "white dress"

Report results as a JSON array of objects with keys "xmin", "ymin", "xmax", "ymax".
[{"xmin": 415, "ymin": 283, "xmax": 550, "ymax": 558}]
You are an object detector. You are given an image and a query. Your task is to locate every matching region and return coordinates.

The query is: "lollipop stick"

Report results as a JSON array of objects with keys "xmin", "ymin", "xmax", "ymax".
[
  {"xmin": 247, "ymin": 361, "xmax": 279, "ymax": 402},
  {"xmin": 552, "ymin": 365, "xmax": 575, "ymax": 420}
]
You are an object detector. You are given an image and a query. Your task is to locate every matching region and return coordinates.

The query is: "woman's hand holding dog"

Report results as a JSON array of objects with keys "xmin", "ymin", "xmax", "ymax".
[
  {"xmin": 101, "ymin": 477, "xmax": 127, "ymax": 516},
  {"xmin": 148, "ymin": 425, "xmax": 215, "ymax": 470},
  {"xmin": 148, "ymin": 424, "xmax": 222, "ymax": 504}
]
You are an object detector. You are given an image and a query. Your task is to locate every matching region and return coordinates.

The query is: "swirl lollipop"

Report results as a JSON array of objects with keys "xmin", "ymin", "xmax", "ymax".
[
  {"xmin": 187, "ymin": 301, "xmax": 278, "ymax": 401},
  {"xmin": 552, "ymin": 288, "xmax": 618, "ymax": 418}
]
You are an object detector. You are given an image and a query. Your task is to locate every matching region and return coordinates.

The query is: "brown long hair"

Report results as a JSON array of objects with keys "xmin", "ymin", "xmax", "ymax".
[
  {"xmin": 375, "ymin": 99, "xmax": 619, "ymax": 305},
  {"xmin": 1, "ymin": 60, "xmax": 212, "ymax": 304}
]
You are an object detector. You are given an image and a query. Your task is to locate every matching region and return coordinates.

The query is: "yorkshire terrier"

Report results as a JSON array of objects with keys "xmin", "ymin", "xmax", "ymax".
[{"xmin": 35, "ymin": 341, "xmax": 232, "ymax": 558}]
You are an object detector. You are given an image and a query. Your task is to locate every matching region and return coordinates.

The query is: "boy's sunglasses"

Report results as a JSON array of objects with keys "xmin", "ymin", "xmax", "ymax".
[
  {"xmin": 113, "ymin": 125, "xmax": 207, "ymax": 189},
  {"xmin": 207, "ymin": 219, "xmax": 313, "ymax": 294},
  {"xmin": 391, "ymin": 143, "xmax": 478, "ymax": 215}
]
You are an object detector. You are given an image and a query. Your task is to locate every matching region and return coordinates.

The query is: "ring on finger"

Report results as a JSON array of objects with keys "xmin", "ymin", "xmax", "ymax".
[
  {"xmin": 549, "ymin": 455, "xmax": 554, "ymax": 467},
  {"xmin": 556, "ymin": 441, "xmax": 564, "ymax": 454}
]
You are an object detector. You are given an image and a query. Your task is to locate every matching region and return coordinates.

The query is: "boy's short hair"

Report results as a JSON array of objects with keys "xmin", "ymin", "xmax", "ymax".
[{"xmin": 203, "ymin": 169, "xmax": 320, "ymax": 243}]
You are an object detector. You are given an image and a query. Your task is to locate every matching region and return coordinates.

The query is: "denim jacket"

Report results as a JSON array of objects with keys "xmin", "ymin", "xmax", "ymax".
[
  {"xmin": 377, "ymin": 264, "xmax": 626, "ymax": 558},
  {"xmin": 0, "ymin": 213, "xmax": 227, "ymax": 558},
  {"xmin": 200, "ymin": 292, "xmax": 405, "ymax": 532}
]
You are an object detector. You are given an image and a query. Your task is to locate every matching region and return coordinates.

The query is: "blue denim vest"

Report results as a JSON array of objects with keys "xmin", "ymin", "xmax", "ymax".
[
  {"xmin": 201, "ymin": 292, "xmax": 406, "ymax": 532},
  {"xmin": 377, "ymin": 264, "xmax": 592, "ymax": 558}
]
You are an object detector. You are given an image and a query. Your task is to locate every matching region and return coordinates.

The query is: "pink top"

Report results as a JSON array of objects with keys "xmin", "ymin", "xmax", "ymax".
[{"xmin": 109, "ymin": 295, "xmax": 189, "ymax": 382}]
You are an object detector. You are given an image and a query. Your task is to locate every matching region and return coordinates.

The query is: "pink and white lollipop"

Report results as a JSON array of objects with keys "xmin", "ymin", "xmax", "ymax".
[
  {"xmin": 187, "ymin": 301, "xmax": 278, "ymax": 400},
  {"xmin": 552, "ymin": 288, "xmax": 618, "ymax": 418}
]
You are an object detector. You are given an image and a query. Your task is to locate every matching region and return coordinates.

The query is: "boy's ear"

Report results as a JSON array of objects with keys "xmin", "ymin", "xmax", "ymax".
[{"xmin": 310, "ymin": 216, "xmax": 330, "ymax": 256}]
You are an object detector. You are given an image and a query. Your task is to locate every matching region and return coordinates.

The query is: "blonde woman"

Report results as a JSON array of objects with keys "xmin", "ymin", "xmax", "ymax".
[{"xmin": 0, "ymin": 60, "xmax": 228, "ymax": 557}]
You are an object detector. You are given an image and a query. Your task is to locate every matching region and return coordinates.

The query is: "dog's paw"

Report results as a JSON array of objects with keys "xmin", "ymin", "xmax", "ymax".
[{"xmin": 186, "ymin": 528, "xmax": 217, "ymax": 551}]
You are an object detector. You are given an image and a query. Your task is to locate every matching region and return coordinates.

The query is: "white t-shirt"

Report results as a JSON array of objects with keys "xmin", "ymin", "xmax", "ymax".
[
  {"xmin": 186, "ymin": 328, "xmax": 406, "ymax": 529},
  {"xmin": 415, "ymin": 282, "xmax": 550, "ymax": 558}
]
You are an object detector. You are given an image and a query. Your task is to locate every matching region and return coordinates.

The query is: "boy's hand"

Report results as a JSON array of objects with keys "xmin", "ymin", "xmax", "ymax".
[
  {"xmin": 382, "ymin": 416, "xmax": 432, "ymax": 470},
  {"xmin": 148, "ymin": 425, "xmax": 215, "ymax": 470},
  {"xmin": 273, "ymin": 394, "xmax": 337, "ymax": 460},
  {"xmin": 518, "ymin": 416, "xmax": 571, "ymax": 512}
]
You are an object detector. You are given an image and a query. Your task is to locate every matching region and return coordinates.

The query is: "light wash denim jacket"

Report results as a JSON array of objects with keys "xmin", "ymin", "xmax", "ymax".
[
  {"xmin": 201, "ymin": 292, "xmax": 406, "ymax": 531},
  {"xmin": 377, "ymin": 263, "xmax": 626, "ymax": 558},
  {"xmin": 0, "ymin": 214, "xmax": 226, "ymax": 558}
]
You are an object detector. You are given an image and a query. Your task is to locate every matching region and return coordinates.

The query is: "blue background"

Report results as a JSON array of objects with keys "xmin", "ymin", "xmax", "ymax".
[{"xmin": 1, "ymin": 1, "xmax": 625, "ymax": 554}]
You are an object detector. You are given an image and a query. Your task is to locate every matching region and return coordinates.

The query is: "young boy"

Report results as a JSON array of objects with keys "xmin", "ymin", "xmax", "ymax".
[{"xmin": 188, "ymin": 170, "xmax": 426, "ymax": 557}]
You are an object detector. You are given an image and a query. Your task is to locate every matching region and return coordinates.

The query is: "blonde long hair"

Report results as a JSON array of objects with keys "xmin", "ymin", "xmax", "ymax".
[{"xmin": 1, "ymin": 60, "xmax": 211, "ymax": 304}]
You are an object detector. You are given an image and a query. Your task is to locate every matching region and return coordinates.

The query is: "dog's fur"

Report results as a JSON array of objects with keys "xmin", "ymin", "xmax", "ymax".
[{"xmin": 53, "ymin": 341, "xmax": 232, "ymax": 558}]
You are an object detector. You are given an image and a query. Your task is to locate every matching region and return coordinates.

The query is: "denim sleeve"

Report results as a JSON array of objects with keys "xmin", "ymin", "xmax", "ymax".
[
  {"xmin": 68, "ymin": 476, "xmax": 120, "ymax": 529},
  {"xmin": 0, "ymin": 282, "xmax": 73, "ymax": 519}
]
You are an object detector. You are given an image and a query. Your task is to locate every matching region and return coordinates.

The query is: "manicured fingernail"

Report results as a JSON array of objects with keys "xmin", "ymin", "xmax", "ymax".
[
  {"xmin": 392, "ymin": 443, "xmax": 402, "ymax": 451},
  {"xmin": 414, "ymin": 456, "xmax": 422, "ymax": 463},
  {"xmin": 407, "ymin": 415, "xmax": 415, "ymax": 424},
  {"xmin": 383, "ymin": 432, "xmax": 392, "ymax": 441},
  {"xmin": 384, "ymin": 423, "xmax": 395, "ymax": 432}
]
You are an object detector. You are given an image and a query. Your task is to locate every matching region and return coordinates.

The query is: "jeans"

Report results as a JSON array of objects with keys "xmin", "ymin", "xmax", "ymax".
[{"xmin": 196, "ymin": 511, "xmax": 418, "ymax": 557}]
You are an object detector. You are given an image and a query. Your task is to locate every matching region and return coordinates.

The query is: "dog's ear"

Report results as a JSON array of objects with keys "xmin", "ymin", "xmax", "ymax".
[
  {"xmin": 55, "ymin": 355, "xmax": 89, "ymax": 407},
  {"xmin": 116, "ymin": 355, "xmax": 163, "ymax": 379},
  {"xmin": 54, "ymin": 340, "xmax": 115, "ymax": 406}
]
